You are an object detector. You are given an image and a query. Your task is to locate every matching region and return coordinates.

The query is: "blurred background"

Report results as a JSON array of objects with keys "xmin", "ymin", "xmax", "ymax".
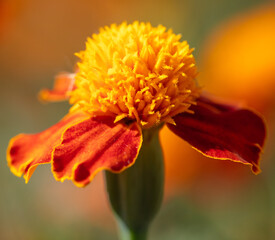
[{"xmin": 1, "ymin": 0, "xmax": 275, "ymax": 239}]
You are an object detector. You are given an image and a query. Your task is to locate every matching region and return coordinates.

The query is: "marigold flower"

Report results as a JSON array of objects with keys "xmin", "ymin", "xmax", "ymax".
[{"xmin": 7, "ymin": 22, "xmax": 266, "ymax": 187}]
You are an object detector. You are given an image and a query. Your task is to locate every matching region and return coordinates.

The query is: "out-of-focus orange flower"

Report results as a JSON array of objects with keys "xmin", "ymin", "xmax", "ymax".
[{"xmin": 199, "ymin": 4, "xmax": 275, "ymax": 112}]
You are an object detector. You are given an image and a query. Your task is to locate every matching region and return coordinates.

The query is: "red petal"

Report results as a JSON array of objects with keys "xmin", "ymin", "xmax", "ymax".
[
  {"xmin": 7, "ymin": 111, "xmax": 89, "ymax": 182},
  {"xmin": 39, "ymin": 72, "xmax": 76, "ymax": 102},
  {"xmin": 167, "ymin": 95, "xmax": 266, "ymax": 173},
  {"xmin": 52, "ymin": 117, "xmax": 142, "ymax": 187}
]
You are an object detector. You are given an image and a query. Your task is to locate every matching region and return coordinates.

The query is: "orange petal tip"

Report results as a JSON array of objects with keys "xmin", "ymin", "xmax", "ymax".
[
  {"xmin": 7, "ymin": 111, "xmax": 89, "ymax": 182},
  {"xmin": 39, "ymin": 72, "xmax": 75, "ymax": 102}
]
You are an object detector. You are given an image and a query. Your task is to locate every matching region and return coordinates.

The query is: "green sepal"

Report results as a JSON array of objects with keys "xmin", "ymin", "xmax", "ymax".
[{"xmin": 105, "ymin": 126, "xmax": 164, "ymax": 240}]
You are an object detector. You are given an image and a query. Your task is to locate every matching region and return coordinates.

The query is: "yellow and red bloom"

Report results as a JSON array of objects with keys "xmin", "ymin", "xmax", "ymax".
[{"xmin": 7, "ymin": 22, "xmax": 266, "ymax": 187}]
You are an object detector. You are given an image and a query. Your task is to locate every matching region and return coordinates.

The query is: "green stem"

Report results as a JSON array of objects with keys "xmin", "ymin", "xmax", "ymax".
[
  {"xmin": 105, "ymin": 126, "xmax": 164, "ymax": 240},
  {"xmin": 118, "ymin": 219, "xmax": 148, "ymax": 240}
]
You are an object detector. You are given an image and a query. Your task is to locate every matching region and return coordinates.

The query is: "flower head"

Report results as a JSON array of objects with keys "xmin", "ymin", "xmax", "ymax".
[
  {"xmin": 7, "ymin": 22, "xmax": 266, "ymax": 187},
  {"xmin": 70, "ymin": 22, "xmax": 199, "ymax": 128}
]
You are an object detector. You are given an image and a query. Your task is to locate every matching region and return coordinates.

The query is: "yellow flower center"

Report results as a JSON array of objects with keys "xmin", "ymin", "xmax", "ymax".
[{"xmin": 70, "ymin": 22, "xmax": 200, "ymax": 128}]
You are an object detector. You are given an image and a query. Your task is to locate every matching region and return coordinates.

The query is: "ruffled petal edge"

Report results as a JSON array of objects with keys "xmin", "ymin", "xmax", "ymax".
[
  {"xmin": 7, "ymin": 111, "xmax": 89, "ymax": 182},
  {"xmin": 52, "ymin": 116, "xmax": 143, "ymax": 187},
  {"xmin": 167, "ymin": 95, "xmax": 266, "ymax": 173}
]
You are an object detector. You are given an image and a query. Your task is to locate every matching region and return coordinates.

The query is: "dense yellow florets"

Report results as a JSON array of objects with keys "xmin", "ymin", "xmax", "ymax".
[{"xmin": 70, "ymin": 21, "xmax": 200, "ymax": 128}]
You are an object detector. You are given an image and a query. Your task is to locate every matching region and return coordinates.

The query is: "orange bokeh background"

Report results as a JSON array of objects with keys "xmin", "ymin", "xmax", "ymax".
[{"xmin": 199, "ymin": 4, "xmax": 275, "ymax": 113}]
